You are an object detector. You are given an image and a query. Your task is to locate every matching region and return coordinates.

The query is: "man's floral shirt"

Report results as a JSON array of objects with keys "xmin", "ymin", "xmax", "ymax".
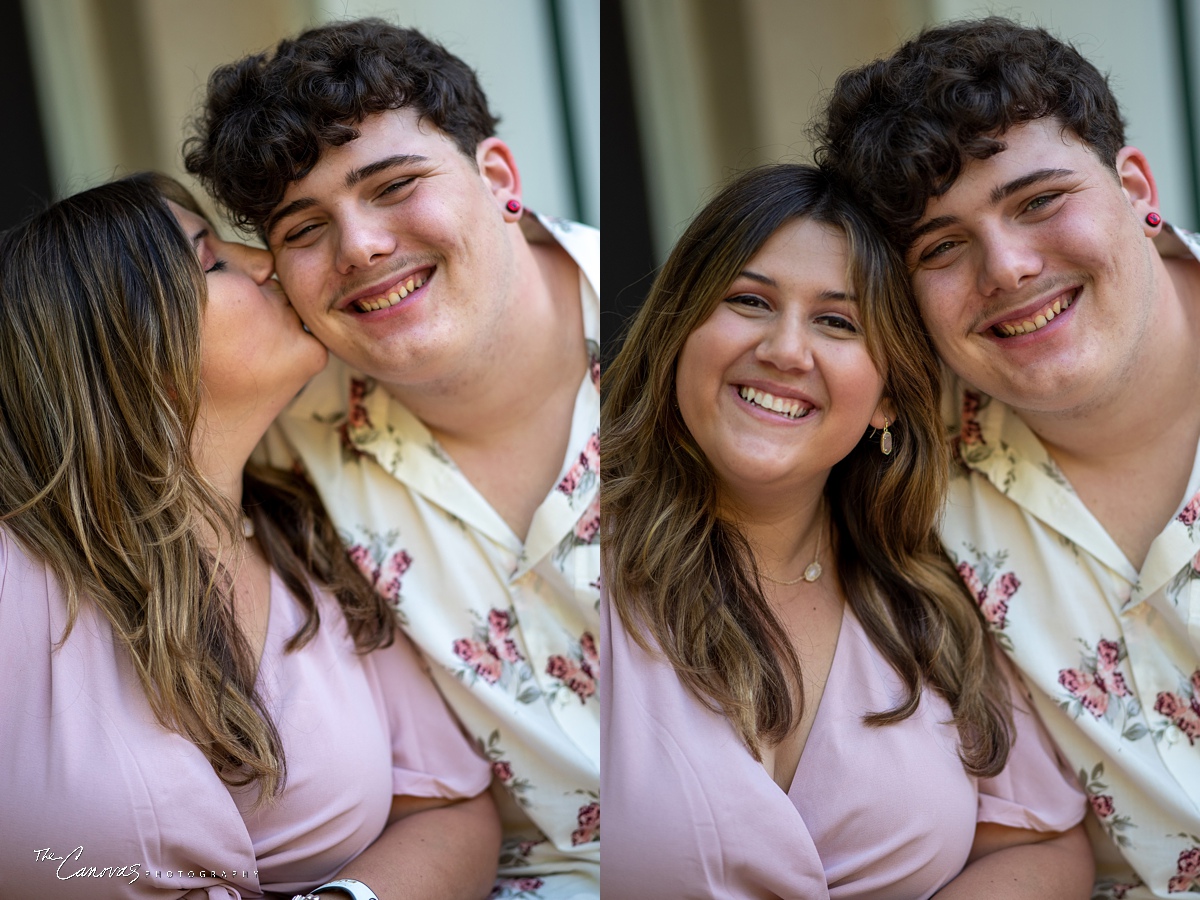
[
  {"xmin": 943, "ymin": 226, "xmax": 1200, "ymax": 899},
  {"xmin": 261, "ymin": 214, "xmax": 600, "ymax": 900}
]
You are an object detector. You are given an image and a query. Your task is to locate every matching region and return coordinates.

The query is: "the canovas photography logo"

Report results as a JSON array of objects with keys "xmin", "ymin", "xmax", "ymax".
[
  {"xmin": 33, "ymin": 846, "xmax": 259, "ymax": 885},
  {"xmin": 33, "ymin": 846, "xmax": 142, "ymax": 884}
]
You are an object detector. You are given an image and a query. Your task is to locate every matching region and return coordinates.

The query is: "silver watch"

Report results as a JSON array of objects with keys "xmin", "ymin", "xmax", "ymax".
[{"xmin": 293, "ymin": 878, "xmax": 379, "ymax": 900}]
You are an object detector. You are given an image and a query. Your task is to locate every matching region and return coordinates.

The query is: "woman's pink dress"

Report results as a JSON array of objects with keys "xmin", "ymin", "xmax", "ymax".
[
  {"xmin": 0, "ymin": 529, "xmax": 492, "ymax": 898},
  {"xmin": 601, "ymin": 593, "xmax": 1087, "ymax": 899}
]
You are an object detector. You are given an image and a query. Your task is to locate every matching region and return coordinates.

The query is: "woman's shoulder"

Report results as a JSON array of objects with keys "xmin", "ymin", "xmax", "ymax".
[{"xmin": 0, "ymin": 526, "xmax": 60, "ymax": 622}]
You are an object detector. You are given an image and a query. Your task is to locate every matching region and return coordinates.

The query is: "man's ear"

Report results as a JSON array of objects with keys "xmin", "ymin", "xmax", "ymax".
[
  {"xmin": 476, "ymin": 137, "xmax": 522, "ymax": 213},
  {"xmin": 1116, "ymin": 145, "xmax": 1160, "ymax": 233}
]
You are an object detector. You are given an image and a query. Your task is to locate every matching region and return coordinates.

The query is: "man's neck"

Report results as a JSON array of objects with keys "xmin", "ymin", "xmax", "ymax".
[
  {"xmin": 388, "ymin": 236, "xmax": 588, "ymax": 541},
  {"xmin": 1013, "ymin": 254, "xmax": 1200, "ymax": 569}
]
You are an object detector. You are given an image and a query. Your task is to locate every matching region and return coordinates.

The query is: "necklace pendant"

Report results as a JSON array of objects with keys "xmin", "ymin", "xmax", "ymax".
[{"xmin": 803, "ymin": 561, "xmax": 823, "ymax": 582}]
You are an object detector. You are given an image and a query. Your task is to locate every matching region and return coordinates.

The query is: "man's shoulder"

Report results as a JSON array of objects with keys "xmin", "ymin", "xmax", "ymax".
[{"xmin": 527, "ymin": 213, "xmax": 599, "ymax": 285}]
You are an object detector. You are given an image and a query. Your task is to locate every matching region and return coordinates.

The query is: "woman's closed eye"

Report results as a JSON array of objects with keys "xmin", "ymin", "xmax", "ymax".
[{"xmin": 205, "ymin": 258, "xmax": 227, "ymax": 274}]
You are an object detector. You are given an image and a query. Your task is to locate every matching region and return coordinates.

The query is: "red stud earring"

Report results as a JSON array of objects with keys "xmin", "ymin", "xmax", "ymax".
[
  {"xmin": 506, "ymin": 199, "xmax": 522, "ymax": 214},
  {"xmin": 1146, "ymin": 211, "xmax": 1162, "ymax": 227}
]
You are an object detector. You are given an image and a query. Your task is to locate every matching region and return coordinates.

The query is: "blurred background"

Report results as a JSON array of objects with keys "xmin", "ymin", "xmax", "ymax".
[
  {"xmin": 1, "ymin": 0, "xmax": 598, "ymax": 232},
  {"xmin": 607, "ymin": 0, "xmax": 1200, "ymax": 337}
]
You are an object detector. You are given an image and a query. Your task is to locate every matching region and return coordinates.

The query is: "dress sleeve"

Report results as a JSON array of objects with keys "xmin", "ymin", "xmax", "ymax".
[
  {"xmin": 976, "ymin": 653, "xmax": 1088, "ymax": 831},
  {"xmin": 369, "ymin": 630, "xmax": 493, "ymax": 800}
]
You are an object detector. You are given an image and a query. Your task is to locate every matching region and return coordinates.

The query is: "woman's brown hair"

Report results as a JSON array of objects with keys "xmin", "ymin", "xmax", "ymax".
[
  {"xmin": 0, "ymin": 172, "xmax": 394, "ymax": 801},
  {"xmin": 602, "ymin": 164, "xmax": 1012, "ymax": 775}
]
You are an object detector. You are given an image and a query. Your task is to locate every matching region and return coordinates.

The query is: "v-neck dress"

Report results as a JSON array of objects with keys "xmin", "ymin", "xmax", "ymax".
[
  {"xmin": 0, "ymin": 529, "xmax": 492, "ymax": 898},
  {"xmin": 601, "ymin": 591, "xmax": 1087, "ymax": 899}
]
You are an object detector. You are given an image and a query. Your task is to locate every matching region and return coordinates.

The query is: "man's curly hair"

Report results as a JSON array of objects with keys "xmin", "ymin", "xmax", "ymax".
[
  {"xmin": 184, "ymin": 18, "xmax": 500, "ymax": 236},
  {"xmin": 814, "ymin": 16, "xmax": 1126, "ymax": 250}
]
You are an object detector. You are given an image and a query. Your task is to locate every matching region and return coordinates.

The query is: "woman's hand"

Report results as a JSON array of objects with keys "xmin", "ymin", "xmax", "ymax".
[
  {"xmin": 327, "ymin": 788, "xmax": 502, "ymax": 899},
  {"xmin": 932, "ymin": 822, "xmax": 1094, "ymax": 899}
]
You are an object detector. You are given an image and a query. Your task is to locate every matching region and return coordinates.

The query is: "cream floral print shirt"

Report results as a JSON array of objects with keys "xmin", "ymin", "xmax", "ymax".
[
  {"xmin": 260, "ymin": 213, "xmax": 600, "ymax": 900},
  {"xmin": 942, "ymin": 223, "xmax": 1200, "ymax": 900}
]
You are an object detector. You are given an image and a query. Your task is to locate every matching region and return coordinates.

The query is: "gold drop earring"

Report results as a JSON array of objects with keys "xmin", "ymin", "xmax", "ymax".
[{"xmin": 880, "ymin": 416, "xmax": 893, "ymax": 456}]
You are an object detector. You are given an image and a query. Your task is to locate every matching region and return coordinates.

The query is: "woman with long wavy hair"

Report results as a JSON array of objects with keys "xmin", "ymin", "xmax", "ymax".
[
  {"xmin": 600, "ymin": 164, "xmax": 1093, "ymax": 899},
  {"xmin": 0, "ymin": 173, "xmax": 499, "ymax": 899}
]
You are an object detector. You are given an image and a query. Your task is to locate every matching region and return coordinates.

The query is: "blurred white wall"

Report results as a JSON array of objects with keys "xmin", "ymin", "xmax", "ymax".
[
  {"xmin": 623, "ymin": 0, "xmax": 1198, "ymax": 263},
  {"xmin": 22, "ymin": 0, "xmax": 598, "ymax": 229}
]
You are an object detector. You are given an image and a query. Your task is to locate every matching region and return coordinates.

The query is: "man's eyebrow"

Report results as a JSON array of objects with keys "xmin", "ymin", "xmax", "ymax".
[
  {"xmin": 265, "ymin": 154, "xmax": 431, "ymax": 240},
  {"xmin": 344, "ymin": 154, "xmax": 429, "ymax": 189},
  {"xmin": 909, "ymin": 215, "xmax": 958, "ymax": 245},
  {"xmin": 988, "ymin": 168, "xmax": 1075, "ymax": 205},
  {"xmin": 909, "ymin": 168, "xmax": 1077, "ymax": 248},
  {"xmin": 265, "ymin": 198, "xmax": 317, "ymax": 240}
]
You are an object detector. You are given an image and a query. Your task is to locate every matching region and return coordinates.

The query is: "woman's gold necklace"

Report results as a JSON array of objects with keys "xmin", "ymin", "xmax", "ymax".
[{"xmin": 761, "ymin": 521, "xmax": 824, "ymax": 586}]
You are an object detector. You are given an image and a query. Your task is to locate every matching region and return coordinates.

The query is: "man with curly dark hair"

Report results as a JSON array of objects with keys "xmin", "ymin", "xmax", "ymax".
[
  {"xmin": 817, "ymin": 16, "xmax": 1200, "ymax": 900},
  {"xmin": 186, "ymin": 19, "xmax": 600, "ymax": 900}
]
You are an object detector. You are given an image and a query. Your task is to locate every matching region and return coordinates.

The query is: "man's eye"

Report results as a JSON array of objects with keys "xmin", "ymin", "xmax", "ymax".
[
  {"xmin": 1025, "ymin": 193, "xmax": 1061, "ymax": 212},
  {"xmin": 380, "ymin": 177, "xmax": 415, "ymax": 197},
  {"xmin": 921, "ymin": 239, "xmax": 957, "ymax": 261},
  {"xmin": 284, "ymin": 223, "xmax": 320, "ymax": 244}
]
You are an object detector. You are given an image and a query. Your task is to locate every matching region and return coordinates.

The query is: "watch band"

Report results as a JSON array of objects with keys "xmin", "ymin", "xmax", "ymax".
[{"xmin": 301, "ymin": 878, "xmax": 380, "ymax": 900}]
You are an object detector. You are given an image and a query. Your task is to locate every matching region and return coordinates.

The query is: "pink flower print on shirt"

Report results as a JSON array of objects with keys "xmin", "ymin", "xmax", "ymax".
[
  {"xmin": 1096, "ymin": 640, "xmax": 1131, "ymax": 694},
  {"xmin": 1151, "ymin": 666, "xmax": 1200, "ymax": 745},
  {"xmin": 951, "ymin": 390, "xmax": 990, "ymax": 466},
  {"xmin": 1078, "ymin": 762, "xmax": 1137, "ymax": 847},
  {"xmin": 1168, "ymin": 845, "xmax": 1200, "ymax": 893},
  {"xmin": 478, "ymin": 729, "xmax": 533, "ymax": 807},
  {"xmin": 1154, "ymin": 689, "xmax": 1200, "ymax": 745},
  {"xmin": 952, "ymin": 546, "xmax": 1020, "ymax": 646},
  {"xmin": 452, "ymin": 611, "xmax": 542, "ymax": 703},
  {"xmin": 1165, "ymin": 548, "xmax": 1200, "ymax": 608},
  {"xmin": 555, "ymin": 492, "xmax": 600, "ymax": 564},
  {"xmin": 347, "ymin": 378, "xmax": 372, "ymax": 428},
  {"xmin": 961, "ymin": 390, "xmax": 984, "ymax": 446},
  {"xmin": 1058, "ymin": 638, "xmax": 1147, "ymax": 741},
  {"xmin": 571, "ymin": 800, "xmax": 600, "ymax": 846},
  {"xmin": 453, "ymin": 638, "xmax": 504, "ymax": 684},
  {"xmin": 489, "ymin": 878, "xmax": 545, "ymax": 899},
  {"xmin": 487, "ymin": 609, "xmax": 524, "ymax": 664},
  {"xmin": 332, "ymin": 377, "xmax": 376, "ymax": 459},
  {"xmin": 349, "ymin": 545, "xmax": 412, "ymax": 605},
  {"xmin": 574, "ymin": 494, "xmax": 600, "ymax": 544},
  {"xmin": 1089, "ymin": 793, "xmax": 1115, "ymax": 818},
  {"xmin": 1059, "ymin": 668, "xmax": 1111, "ymax": 717},
  {"xmin": 546, "ymin": 631, "xmax": 599, "ymax": 705},
  {"xmin": 1179, "ymin": 491, "xmax": 1200, "ymax": 526},
  {"xmin": 345, "ymin": 528, "xmax": 413, "ymax": 615},
  {"xmin": 556, "ymin": 430, "xmax": 599, "ymax": 502},
  {"xmin": 498, "ymin": 835, "xmax": 549, "ymax": 870}
]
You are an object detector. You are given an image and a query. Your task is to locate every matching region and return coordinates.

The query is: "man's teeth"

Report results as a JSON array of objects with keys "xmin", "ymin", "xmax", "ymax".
[
  {"xmin": 995, "ymin": 292, "xmax": 1074, "ymax": 336},
  {"xmin": 355, "ymin": 274, "xmax": 428, "ymax": 312},
  {"xmin": 738, "ymin": 386, "xmax": 812, "ymax": 419}
]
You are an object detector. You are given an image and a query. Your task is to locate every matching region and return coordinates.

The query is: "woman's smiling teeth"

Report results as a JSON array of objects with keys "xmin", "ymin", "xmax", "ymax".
[
  {"xmin": 993, "ymin": 291, "xmax": 1076, "ymax": 337},
  {"xmin": 354, "ymin": 272, "xmax": 429, "ymax": 312},
  {"xmin": 738, "ymin": 385, "xmax": 813, "ymax": 419}
]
